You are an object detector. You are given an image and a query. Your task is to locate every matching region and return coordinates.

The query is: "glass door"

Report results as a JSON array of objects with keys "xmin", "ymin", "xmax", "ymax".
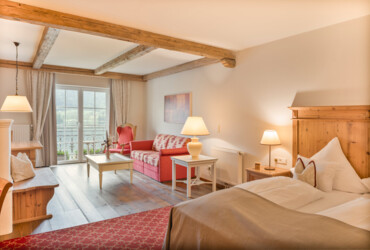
[{"xmin": 56, "ymin": 85, "xmax": 109, "ymax": 164}]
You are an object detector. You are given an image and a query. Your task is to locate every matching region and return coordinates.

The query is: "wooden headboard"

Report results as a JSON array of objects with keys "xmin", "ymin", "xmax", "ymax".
[{"xmin": 290, "ymin": 106, "xmax": 370, "ymax": 178}]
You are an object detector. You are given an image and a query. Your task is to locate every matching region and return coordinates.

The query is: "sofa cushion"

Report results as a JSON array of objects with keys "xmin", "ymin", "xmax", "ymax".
[
  {"xmin": 143, "ymin": 151, "xmax": 160, "ymax": 167},
  {"xmin": 131, "ymin": 150, "xmax": 153, "ymax": 161},
  {"xmin": 167, "ymin": 135, "xmax": 190, "ymax": 149},
  {"xmin": 152, "ymin": 134, "xmax": 171, "ymax": 151}
]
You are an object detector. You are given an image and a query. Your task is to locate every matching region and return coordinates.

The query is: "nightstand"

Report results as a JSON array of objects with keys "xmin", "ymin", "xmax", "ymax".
[{"xmin": 246, "ymin": 166, "xmax": 291, "ymax": 182}]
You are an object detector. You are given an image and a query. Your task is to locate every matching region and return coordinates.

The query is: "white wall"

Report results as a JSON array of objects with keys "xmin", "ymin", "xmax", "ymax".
[
  {"xmin": 146, "ymin": 16, "xmax": 370, "ymax": 179},
  {"xmin": 0, "ymin": 69, "xmax": 147, "ymax": 139}
]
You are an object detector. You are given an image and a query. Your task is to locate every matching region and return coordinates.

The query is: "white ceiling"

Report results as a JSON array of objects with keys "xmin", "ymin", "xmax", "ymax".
[
  {"xmin": 0, "ymin": 0, "xmax": 369, "ymax": 75},
  {"xmin": 111, "ymin": 49, "xmax": 202, "ymax": 75},
  {"xmin": 12, "ymin": 0, "xmax": 370, "ymax": 50},
  {"xmin": 44, "ymin": 30, "xmax": 138, "ymax": 69},
  {"xmin": 0, "ymin": 19, "xmax": 43, "ymax": 62}
]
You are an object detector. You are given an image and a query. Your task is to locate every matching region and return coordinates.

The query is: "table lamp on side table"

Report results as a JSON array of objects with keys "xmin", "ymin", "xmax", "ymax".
[
  {"xmin": 260, "ymin": 130, "xmax": 281, "ymax": 170},
  {"xmin": 181, "ymin": 117, "xmax": 210, "ymax": 159}
]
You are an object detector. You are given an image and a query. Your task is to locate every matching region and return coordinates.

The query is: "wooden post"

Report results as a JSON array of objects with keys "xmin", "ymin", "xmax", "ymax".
[{"xmin": 0, "ymin": 119, "xmax": 13, "ymax": 235}]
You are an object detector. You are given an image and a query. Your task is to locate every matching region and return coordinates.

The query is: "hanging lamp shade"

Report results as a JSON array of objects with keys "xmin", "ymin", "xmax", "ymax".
[
  {"xmin": 1, "ymin": 95, "xmax": 33, "ymax": 112},
  {"xmin": 0, "ymin": 42, "xmax": 33, "ymax": 113}
]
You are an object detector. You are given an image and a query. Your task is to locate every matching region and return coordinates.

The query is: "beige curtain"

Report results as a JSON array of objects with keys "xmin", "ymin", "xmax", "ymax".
[
  {"xmin": 41, "ymin": 82, "xmax": 57, "ymax": 166},
  {"xmin": 109, "ymin": 79, "xmax": 131, "ymax": 139},
  {"xmin": 26, "ymin": 71, "xmax": 55, "ymax": 167}
]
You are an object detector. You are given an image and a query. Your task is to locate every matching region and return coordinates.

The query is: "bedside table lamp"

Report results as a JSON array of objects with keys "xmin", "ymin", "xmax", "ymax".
[
  {"xmin": 260, "ymin": 130, "xmax": 281, "ymax": 170},
  {"xmin": 181, "ymin": 116, "xmax": 210, "ymax": 159}
]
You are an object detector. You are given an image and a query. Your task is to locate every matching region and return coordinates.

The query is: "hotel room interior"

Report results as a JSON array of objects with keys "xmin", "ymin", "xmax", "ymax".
[{"xmin": 0, "ymin": 0, "xmax": 369, "ymax": 249}]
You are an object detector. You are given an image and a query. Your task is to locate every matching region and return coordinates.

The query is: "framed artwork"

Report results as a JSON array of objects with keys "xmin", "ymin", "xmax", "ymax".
[{"xmin": 164, "ymin": 93, "xmax": 192, "ymax": 123}]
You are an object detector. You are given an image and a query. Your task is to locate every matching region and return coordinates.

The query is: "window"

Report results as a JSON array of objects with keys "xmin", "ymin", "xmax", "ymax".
[{"xmin": 56, "ymin": 85, "xmax": 110, "ymax": 163}]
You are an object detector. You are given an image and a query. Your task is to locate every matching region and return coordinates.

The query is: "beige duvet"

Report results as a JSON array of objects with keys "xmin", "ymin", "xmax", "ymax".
[{"xmin": 163, "ymin": 188, "xmax": 370, "ymax": 249}]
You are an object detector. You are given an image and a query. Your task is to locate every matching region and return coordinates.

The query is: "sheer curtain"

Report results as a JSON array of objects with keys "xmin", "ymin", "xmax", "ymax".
[
  {"xmin": 26, "ymin": 71, "xmax": 57, "ymax": 167},
  {"xmin": 109, "ymin": 79, "xmax": 131, "ymax": 139}
]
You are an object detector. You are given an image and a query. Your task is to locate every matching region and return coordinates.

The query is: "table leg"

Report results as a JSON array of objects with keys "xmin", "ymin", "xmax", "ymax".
[
  {"xmin": 172, "ymin": 161, "xmax": 176, "ymax": 191},
  {"xmin": 87, "ymin": 162, "xmax": 90, "ymax": 178},
  {"xmin": 99, "ymin": 171, "xmax": 103, "ymax": 189},
  {"xmin": 114, "ymin": 170, "xmax": 117, "ymax": 174},
  {"xmin": 130, "ymin": 163, "xmax": 133, "ymax": 184},
  {"xmin": 212, "ymin": 163, "xmax": 216, "ymax": 192},
  {"xmin": 187, "ymin": 166, "xmax": 191, "ymax": 198}
]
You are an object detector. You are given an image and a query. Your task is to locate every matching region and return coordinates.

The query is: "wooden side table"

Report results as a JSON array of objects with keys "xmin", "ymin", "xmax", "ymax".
[
  {"xmin": 85, "ymin": 154, "xmax": 133, "ymax": 189},
  {"xmin": 246, "ymin": 166, "xmax": 291, "ymax": 182},
  {"xmin": 171, "ymin": 155, "xmax": 218, "ymax": 198}
]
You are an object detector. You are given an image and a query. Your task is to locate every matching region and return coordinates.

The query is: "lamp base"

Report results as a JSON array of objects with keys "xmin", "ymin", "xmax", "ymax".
[{"xmin": 187, "ymin": 137, "xmax": 202, "ymax": 159}]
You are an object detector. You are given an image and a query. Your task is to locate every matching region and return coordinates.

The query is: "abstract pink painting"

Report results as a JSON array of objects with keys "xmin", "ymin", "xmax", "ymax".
[{"xmin": 164, "ymin": 93, "xmax": 192, "ymax": 123}]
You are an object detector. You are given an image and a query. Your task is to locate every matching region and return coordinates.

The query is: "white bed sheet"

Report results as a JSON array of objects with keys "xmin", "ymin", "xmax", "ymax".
[
  {"xmin": 238, "ymin": 177, "xmax": 370, "ymax": 230},
  {"xmin": 296, "ymin": 190, "xmax": 364, "ymax": 213},
  {"xmin": 317, "ymin": 197, "xmax": 370, "ymax": 231}
]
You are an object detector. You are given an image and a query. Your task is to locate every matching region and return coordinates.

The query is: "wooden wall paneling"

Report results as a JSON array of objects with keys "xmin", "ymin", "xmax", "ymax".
[{"xmin": 290, "ymin": 106, "xmax": 370, "ymax": 178}]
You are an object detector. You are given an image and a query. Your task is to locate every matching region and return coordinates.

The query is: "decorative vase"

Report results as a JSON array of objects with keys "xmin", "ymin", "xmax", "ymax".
[{"xmin": 106, "ymin": 147, "xmax": 110, "ymax": 159}]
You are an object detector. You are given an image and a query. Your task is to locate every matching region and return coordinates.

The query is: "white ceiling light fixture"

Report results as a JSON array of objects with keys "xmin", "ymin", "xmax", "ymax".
[{"xmin": 1, "ymin": 42, "xmax": 33, "ymax": 113}]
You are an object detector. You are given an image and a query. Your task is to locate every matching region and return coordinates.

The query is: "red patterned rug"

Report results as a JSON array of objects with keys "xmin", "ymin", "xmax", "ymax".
[{"xmin": 0, "ymin": 206, "xmax": 172, "ymax": 249}]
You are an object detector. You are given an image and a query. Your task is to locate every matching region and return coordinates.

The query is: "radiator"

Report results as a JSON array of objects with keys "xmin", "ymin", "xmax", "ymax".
[
  {"xmin": 210, "ymin": 147, "xmax": 244, "ymax": 186},
  {"xmin": 12, "ymin": 124, "xmax": 31, "ymax": 142}
]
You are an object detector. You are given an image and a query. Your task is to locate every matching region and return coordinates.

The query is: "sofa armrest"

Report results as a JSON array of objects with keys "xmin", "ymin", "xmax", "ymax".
[
  {"xmin": 160, "ymin": 147, "xmax": 188, "ymax": 156},
  {"xmin": 130, "ymin": 140, "xmax": 154, "ymax": 151}
]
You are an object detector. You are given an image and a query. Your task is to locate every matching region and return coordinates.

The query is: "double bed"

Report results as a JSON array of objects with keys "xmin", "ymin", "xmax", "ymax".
[{"xmin": 164, "ymin": 105, "xmax": 370, "ymax": 249}]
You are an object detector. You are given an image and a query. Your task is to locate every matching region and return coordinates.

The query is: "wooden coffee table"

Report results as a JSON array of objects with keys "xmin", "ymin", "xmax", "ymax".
[{"xmin": 85, "ymin": 154, "xmax": 134, "ymax": 189}]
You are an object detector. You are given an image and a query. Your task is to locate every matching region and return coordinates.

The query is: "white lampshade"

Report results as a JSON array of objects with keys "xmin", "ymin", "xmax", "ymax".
[
  {"xmin": 260, "ymin": 130, "xmax": 280, "ymax": 145},
  {"xmin": 181, "ymin": 116, "xmax": 210, "ymax": 136},
  {"xmin": 1, "ymin": 95, "xmax": 33, "ymax": 112}
]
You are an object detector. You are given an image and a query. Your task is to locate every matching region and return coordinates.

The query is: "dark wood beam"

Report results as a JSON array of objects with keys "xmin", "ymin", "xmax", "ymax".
[
  {"xmin": 0, "ymin": 0, "xmax": 236, "ymax": 66},
  {"xmin": 144, "ymin": 58, "xmax": 219, "ymax": 81},
  {"xmin": 0, "ymin": 59, "xmax": 146, "ymax": 82},
  {"xmin": 33, "ymin": 27, "xmax": 60, "ymax": 69},
  {"xmin": 95, "ymin": 45, "xmax": 155, "ymax": 75}
]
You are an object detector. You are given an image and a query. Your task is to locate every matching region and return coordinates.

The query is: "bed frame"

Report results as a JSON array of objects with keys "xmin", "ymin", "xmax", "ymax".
[{"xmin": 290, "ymin": 105, "xmax": 370, "ymax": 178}]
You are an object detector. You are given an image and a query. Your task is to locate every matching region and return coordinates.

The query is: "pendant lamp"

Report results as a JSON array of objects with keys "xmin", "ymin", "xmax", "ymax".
[{"xmin": 1, "ymin": 42, "xmax": 33, "ymax": 112}]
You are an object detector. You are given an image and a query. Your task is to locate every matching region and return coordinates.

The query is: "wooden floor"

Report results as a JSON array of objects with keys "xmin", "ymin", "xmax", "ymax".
[{"xmin": 29, "ymin": 163, "xmax": 216, "ymax": 235}]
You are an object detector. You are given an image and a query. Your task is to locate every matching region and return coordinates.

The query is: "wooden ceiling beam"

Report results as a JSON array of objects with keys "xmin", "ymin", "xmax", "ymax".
[
  {"xmin": 144, "ymin": 58, "xmax": 219, "ymax": 81},
  {"xmin": 33, "ymin": 26, "xmax": 60, "ymax": 69},
  {"xmin": 0, "ymin": 59, "xmax": 146, "ymax": 82},
  {"xmin": 0, "ymin": 0, "xmax": 236, "ymax": 66},
  {"xmin": 95, "ymin": 45, "xmax": 155, "ymax": 75}
]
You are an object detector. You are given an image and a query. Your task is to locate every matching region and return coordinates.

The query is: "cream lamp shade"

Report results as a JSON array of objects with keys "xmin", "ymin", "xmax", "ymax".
[
  {"xmin": 1, "ymin": 95, "xmax": 33, "ymax": 112},
  {"xmin": 260, "ymin": 130, "xmax": 280, "ymax": 145},
  {"xmin": 260, "ymin": 130, "xmax": 280, "ymax": 170},
  {"xmin": 181, "ymin": 116, "xmax": 209, "ymax": 159},
  {"xmin": 181, "ymin": 117, "xmax": 210, "ymax": 136}
]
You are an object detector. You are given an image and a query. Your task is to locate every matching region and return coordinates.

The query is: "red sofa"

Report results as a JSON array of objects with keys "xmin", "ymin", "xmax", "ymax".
[{"xmin": 130, "ymin": 134, "xmax": 195, "ymax": 182}]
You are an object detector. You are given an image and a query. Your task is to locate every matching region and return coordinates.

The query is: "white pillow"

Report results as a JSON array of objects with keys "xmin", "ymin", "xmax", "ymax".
[
  {"xmin": 17, "ymin": 152, "xmax": 34, "ymax": 168},
  {"xmin": 11, "ymin": 154, "xmax": 35, "ymax": 182},
  {"xmin": 298, "ymin": 155, "xmax": 336, "ymax": 192},
  {"xmin": 311, "ymin": 137, "xmax": 368, "ymax": 194},
  {"xmin": 361, "ymin": 178, "xmax": 370, "ymax": 192}
]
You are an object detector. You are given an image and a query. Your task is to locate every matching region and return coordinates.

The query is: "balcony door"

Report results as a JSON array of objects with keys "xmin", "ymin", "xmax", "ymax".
[{"xmin": 56, "ymin": 85, "xmax": 110, "ymax": 164}]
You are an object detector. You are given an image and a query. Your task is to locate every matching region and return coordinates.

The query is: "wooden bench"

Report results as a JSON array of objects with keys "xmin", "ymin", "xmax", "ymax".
[{"xmin": 0, "ymin": 168, "xmax": 59, "ymax": 241}]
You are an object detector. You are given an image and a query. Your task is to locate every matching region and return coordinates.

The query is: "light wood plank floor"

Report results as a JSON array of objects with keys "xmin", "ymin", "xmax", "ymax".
[{"xmin": 30, "ymin": 163, "xmax": 216, "ymax": 235}]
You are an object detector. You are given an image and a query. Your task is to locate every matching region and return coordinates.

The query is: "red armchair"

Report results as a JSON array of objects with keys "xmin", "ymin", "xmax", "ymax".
[
  {"xmin": 109, "ymin": 123, "xmax": 137, "ymax": 155},
  {"xmin": 130, "ymin": 134, "xmax": 195, "ymax": 182}
]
